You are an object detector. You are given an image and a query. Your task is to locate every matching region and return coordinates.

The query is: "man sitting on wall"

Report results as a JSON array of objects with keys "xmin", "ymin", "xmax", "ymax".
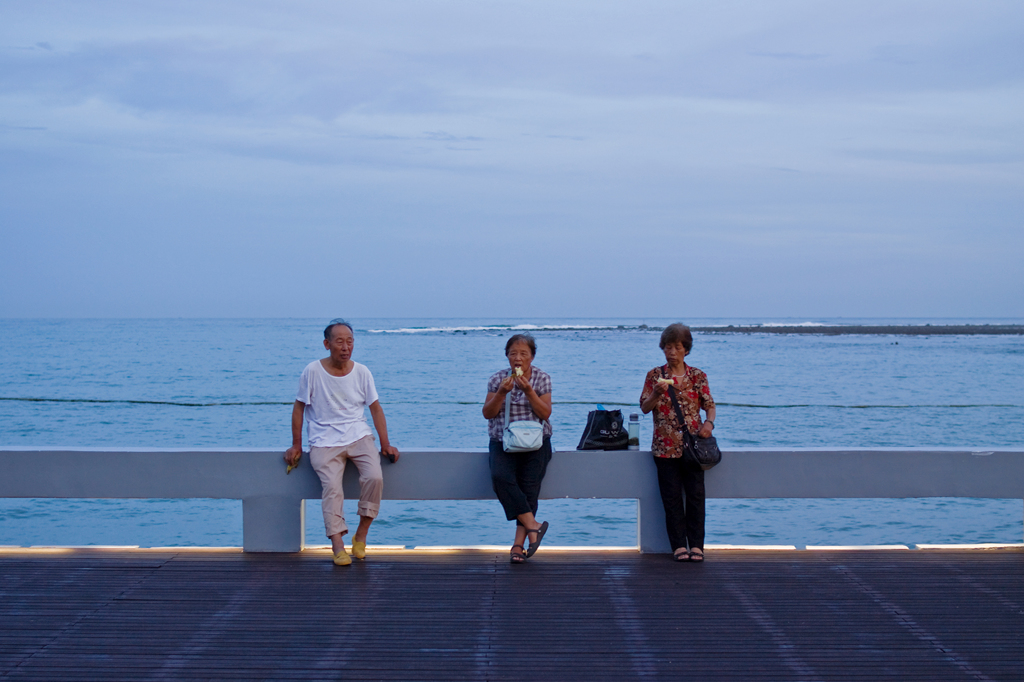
[{"xmin": 284, "ymin": 319, "xmax": 401, "ymax": 566}]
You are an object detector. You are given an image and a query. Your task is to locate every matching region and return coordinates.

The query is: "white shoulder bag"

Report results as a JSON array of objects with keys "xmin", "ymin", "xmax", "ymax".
[{"xmin": 502, "ymin": 391, "xmax": 544, "ymax": 452}]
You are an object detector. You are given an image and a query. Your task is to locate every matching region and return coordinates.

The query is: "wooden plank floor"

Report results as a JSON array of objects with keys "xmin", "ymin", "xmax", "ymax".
[{"xmin": 1, "ymin": 548, "xmax": 1022, "ymax": 681}]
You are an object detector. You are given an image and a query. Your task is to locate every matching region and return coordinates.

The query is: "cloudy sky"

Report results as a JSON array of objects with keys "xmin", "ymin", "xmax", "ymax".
[{"xmin": 2, "ymin": 1, "xmax": 1022, "ymax": 319}]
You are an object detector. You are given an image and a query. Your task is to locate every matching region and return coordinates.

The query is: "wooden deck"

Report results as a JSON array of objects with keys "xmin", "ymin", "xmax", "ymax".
[{"xmin": 1, "ymin": 548, "xmax": 1022, "ymax": 681}]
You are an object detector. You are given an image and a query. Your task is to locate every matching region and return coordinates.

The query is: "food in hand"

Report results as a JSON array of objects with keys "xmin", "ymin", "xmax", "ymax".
[
  {"xmin": 286, "ymin": 461, "xmax": 297, "ymax": 474},
  {"xmin": 513, "ymin": 367, "xmax": 524, "ymax": 377},
  {"xmin": 657, "ymin": 377, "xmax": 674, "ymax": 386}
]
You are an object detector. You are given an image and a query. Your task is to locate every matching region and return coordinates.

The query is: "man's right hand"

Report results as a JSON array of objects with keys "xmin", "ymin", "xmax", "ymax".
[{"xmin": 284, "ymin": 445, "xmax": 302, "ymax": 467}]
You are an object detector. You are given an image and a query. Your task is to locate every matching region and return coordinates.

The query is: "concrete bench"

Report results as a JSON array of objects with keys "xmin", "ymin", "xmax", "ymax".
[{"xmin": 2, "ymin": 448, "xmax": 1021, "ymax": 552}]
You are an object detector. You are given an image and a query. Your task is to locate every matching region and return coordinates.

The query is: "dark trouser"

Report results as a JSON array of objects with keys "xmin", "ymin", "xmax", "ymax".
[
  {"xmin": 654, "ymin": 456, "xmax": 706, "ymax": 552},
  {"xmin": 489, "ymin": 438, "xmax": 552, "ymax": 526}
]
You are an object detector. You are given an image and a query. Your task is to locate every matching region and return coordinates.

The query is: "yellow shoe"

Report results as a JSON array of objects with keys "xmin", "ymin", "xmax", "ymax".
[
  {"xmin": 332, "ymin": 548, "xmax": 352, "ymax": 566},
  {"xmin": 352, "ymin": 540, "xmax": 366, "ymax": 560}
]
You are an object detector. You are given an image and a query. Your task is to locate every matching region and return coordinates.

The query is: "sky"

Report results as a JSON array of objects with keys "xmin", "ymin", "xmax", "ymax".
[{"xmin": 1, "ymin": 1, "xmax": 1022, "ymax": 319}]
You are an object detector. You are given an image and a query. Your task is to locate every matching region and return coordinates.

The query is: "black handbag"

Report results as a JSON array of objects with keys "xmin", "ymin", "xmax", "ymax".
[
  {"xmin": 666, "ymin": 381, "xmax": 722, "ymax": 470},
  {"xmin": 577, "ymin": 408, "xmax": 629, "ymax": 450}
]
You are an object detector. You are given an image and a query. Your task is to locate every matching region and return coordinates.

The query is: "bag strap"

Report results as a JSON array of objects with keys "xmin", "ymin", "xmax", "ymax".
[
  {"xmin": 664, "ymin": 367, "xmax": 693, "ymax": 441},
  {"xmin": 504, "ymin": 370, "xmax": 537, "ymax": 424},
  {"xmin": 667, "ymin": 387, "xmax": 697, "ymax": 463},
  {"xmin": 667, "ymin": 386, "xmax": 688, "ymax": 433}
]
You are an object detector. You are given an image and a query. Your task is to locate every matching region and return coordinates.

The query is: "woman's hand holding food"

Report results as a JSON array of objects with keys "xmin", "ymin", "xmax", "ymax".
[
  {"xmin": 483, "ymin": 364, "xmax": 531, "ymax": 420},
  {"xmin": 498, "ymin": 375, "xmax": 516, "ymax": 394}
]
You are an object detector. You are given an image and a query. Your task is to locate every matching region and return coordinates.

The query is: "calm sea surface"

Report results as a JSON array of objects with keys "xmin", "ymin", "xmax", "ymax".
[{"xmin": 2, "ymin": 317, "xmax": 1022, "ymax": 547}]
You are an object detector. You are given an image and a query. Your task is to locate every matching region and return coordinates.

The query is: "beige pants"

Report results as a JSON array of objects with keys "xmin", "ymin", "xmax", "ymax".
[{"xmin": 310, "ymin": 435, "xmax": 383, "ymax": 537}]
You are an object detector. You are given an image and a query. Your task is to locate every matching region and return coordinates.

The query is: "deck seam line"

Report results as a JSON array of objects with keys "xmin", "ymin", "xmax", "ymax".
[
  {"xmin": 472, "ymin": 556, "xmax": 497, "ymax": 681},
  {"xmin": 724, "ymin": 582, "xmax": 821, "ymax": 681},
  {"xmin": 947, "ymin": 565, "xmax": 1024, "ymax": 616},
  {"xmin": 1, "ymin": 560, "xmax": 165, "ymax": 679},
  {"xmin": 831, "ymin": 564, "xmax": 994, "ymax": 682},
  {"xmin": 313, "ymin": 560, "xmax": 393, "ymax": 674},
  {"xmin": 148, "ymin": 564, "xmax": 268, "ymax": 679},
  {"xmin": 604, "ymin": 567, "xmax": 657, "ymax": 677}
]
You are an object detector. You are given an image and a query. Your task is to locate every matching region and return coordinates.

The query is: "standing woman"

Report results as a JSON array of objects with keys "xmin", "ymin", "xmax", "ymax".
[
  {"xmin": 482, "ymin": 333, "xmax": 552, "ymax": 564},
  {"xmin": 640, "ymin": 323, "xmax": 717, "ymax": 562}
]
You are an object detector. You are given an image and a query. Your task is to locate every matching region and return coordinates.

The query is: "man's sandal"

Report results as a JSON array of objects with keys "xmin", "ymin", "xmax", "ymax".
[
  {"xmin": 510, "ymin": 545, "xmax": 527, "ymax": 564},
  {"xmin": 689, "ymin": 549, "xmax": 705, "ymax": 562},
  {"xmin": 333, "ymin": 548, "xmax": 352, "ymax": 566},
  {"xmin": 673, "ymin": 548, "xmax": 690, "ymax": 562},
  {"xmin": 525, "ymin": 521, "xmax": 549, "ymax": 558}
]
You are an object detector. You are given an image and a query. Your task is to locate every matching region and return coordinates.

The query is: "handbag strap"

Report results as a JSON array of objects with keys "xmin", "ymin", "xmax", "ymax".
[
  {"xmin": 504, "ymin": 370, "xmax": 535, "ymax": 424},
  {"xmin": 667, "ymin": 386, "xmax": 688, "ymax": 433},
  {"xmin": 664, "ymin": 367, "xmax": 694, "ymax": 444}
]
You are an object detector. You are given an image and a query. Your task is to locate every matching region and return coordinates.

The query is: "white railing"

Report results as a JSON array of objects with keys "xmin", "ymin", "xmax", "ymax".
[{"xmin": 1, "ymin": 448, "xmax": 1021, "ymax": 552}]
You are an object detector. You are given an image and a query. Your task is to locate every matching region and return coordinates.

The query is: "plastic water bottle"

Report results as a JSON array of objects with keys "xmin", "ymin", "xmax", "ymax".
[{"xmin": 628, "ymin": 413, "xmax": 640, "ymax": 450}]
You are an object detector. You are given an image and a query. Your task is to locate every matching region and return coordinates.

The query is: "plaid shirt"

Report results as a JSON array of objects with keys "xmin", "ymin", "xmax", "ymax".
[{"xmin": 487, "ymin": 367, "xmax": 553, "ymax": 440}]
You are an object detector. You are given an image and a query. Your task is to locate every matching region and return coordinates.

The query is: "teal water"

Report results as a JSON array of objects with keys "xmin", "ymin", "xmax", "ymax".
[{"xmin": 1, "ymin": 317, "xmax": 1022, "ymax": 547}]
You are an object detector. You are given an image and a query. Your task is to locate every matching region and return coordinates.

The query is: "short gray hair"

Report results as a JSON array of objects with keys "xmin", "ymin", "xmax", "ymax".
[{"xmin": 324, "ymin": 318, "xmax": 354, "ymax": 340}]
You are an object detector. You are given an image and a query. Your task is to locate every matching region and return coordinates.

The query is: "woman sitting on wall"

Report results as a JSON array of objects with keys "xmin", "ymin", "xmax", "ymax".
[{"xmin": 482, "ymin": 333, "xmax": 552, "ymax": 564}]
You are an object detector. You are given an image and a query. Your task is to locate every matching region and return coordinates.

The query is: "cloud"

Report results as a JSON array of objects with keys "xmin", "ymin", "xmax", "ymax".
[
  {"xmin": 748, "ymin": 51, "xmax": 827, "ymax": 61},
  {"xmin": 1, "ymin": 0, "xmax": 1022, "ymax": 318}
]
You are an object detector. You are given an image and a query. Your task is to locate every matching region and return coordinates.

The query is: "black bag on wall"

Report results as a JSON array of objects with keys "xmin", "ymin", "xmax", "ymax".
[{"xmin": 577, "ymin": 409, "xmax": 629, "ymax": 450}]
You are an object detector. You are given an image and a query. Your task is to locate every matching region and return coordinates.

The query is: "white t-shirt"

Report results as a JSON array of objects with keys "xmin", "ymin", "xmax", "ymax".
[{"xmin": 296, "ymin": 360, "xmax": 379, "ymax": 448}]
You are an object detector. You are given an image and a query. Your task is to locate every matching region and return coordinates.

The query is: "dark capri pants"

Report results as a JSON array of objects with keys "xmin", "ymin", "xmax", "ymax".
[{"xmin": 489, "ymin": 437, "xmax": 552, "ymax": 526}]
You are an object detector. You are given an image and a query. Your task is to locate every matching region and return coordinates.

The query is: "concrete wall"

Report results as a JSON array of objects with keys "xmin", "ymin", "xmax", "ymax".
[{"xmin": 2, "ymin": 448, "xmax": 1021, "ymax": 552}]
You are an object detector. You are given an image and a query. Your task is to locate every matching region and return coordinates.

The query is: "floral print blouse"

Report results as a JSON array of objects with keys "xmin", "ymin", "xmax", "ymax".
[{"xmin": 640, "ymin": 364, "xmax": 715, "ymax": 459}]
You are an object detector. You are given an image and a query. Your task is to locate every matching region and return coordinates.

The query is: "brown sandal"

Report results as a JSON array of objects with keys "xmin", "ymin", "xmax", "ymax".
[{"xmin": 510, "ymin": 544, "xmax": 527, "ymax": 564}]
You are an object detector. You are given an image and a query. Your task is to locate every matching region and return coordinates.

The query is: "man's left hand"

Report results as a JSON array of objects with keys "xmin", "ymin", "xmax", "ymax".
[{"xmin": 381, "ymin": 444, "xmax": 401, "ymax": 463}]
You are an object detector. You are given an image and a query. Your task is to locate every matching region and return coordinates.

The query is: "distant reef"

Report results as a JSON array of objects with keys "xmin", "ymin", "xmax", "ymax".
[{"xmin": 688, "ymin": 325, "xmax": 1024, "ymax": 336}]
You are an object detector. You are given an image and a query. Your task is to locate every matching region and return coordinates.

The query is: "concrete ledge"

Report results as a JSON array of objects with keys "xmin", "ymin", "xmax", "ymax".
[{"xmin": 2, "ymin": 448, "xmax": 1022, "ymax": 552}]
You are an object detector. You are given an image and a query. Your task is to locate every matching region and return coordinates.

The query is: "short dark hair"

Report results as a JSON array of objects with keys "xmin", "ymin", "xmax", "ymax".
[
  {"xmin": 324, "ymin": 318, "xmax": 354, "ymax": 340},
  {"xmin": 659, "ymin": 323, "xmax": 693, "ymax": 351},
  {"xmin": 505, "ymin": 333, "xmax": 537, "ymax": 357}
]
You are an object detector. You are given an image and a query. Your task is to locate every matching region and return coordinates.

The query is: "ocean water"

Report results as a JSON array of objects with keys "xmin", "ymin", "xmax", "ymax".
[{"xmin": 1, "ymin": 317, "xmax": 1022, "ymax": 547}]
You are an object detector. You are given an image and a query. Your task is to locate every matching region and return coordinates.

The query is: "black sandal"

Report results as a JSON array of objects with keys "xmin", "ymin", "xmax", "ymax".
[
  {"xmin": 510, "ymin": 545, "xmax": 527, "ymax": 564},
  {"xmin": 526, "ymin": 521, "xmax": 549, "ymax": 558},
  {"xmin": 689, "ymin": 549, "xmax": 704, "ymax": 562},
  {"xmin": 673, "ymin": 548, "xmax": 690, "ymax": 562}
]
